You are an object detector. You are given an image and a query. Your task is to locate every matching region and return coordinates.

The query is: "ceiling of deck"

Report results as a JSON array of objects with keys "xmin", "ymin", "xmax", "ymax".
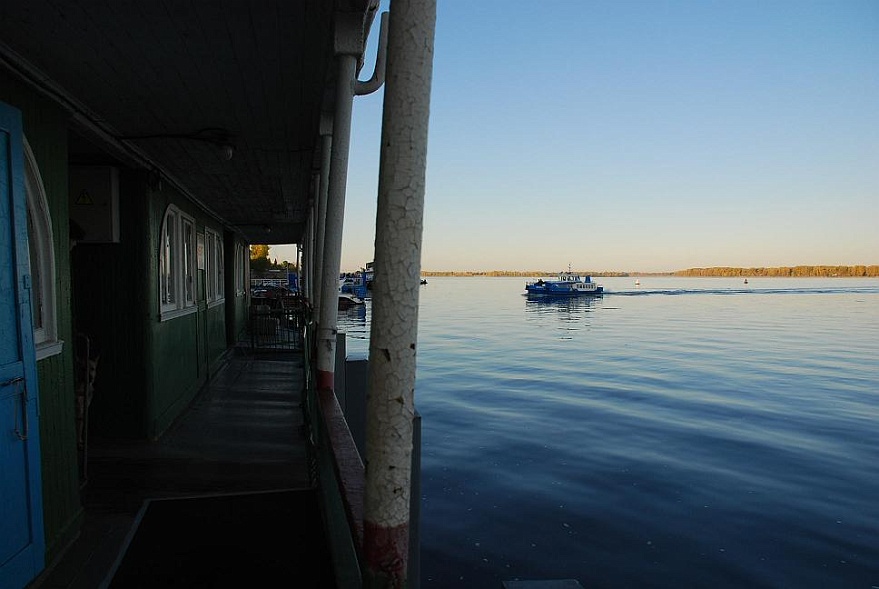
[{"xmin": 0, "ymin": 0, "xmax": 377, "ymax": 245}]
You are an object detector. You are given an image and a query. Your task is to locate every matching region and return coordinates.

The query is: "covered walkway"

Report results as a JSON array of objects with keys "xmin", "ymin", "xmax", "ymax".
[{"xmin": 30, "ymin": 348, "xmax": 333, "ymax": 588}]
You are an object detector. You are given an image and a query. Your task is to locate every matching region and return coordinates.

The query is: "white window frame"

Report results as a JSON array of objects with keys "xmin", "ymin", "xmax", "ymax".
[
  {"xmin": 205, "ymin": 230, "xmax": 215, "ymax": 302},
  {"xmin": 216, "ymin": 234, "xmax": 225, "ymax": 300},
  {"xmin": 205, "ymin": 227, "xmax": 225, "ymax": 307},
  {"xmin": 235, "ymin": 243, "xmax": 247, "ymax": 297},
  {"xmin": 182, "ymin": 217, "xmax": 195, "ymax": 306},
  {"xmin": 159, "ymin": 208, "xmax": 177, "ymax": 313},
  {"xmin": 24, "ymin": 138, "xmax": 63, "ymax": 359},
  {"xmin": 159, "ymin": 205, "xmax": 197, "ymax": 321}
]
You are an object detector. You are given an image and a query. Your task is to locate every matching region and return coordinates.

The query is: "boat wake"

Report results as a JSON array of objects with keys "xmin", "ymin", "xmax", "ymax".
[{"xmin": 606, "ymin": 286, "xmax": 879, "ymax": 297}]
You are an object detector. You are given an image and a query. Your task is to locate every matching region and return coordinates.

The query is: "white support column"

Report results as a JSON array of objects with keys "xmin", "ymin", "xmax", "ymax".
[
  {"xmin": 363, "ymin": 0, "xmax": 436, "ymax": 587},
  {"xmin": 316, "ymin": 51, "xmax": 358, "ymax": 391}
]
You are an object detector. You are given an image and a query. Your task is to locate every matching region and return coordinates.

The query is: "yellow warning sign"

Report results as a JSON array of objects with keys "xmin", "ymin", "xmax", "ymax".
[{"xmin": 75, "ymin": 190, "xmax": 94, "ymax": 205}]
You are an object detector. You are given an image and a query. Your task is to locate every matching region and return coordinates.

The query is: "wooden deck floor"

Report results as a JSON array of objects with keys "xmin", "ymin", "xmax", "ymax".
[{"xmin": 29, "ymin": 348, "xmax": 331, "ymax": 589}]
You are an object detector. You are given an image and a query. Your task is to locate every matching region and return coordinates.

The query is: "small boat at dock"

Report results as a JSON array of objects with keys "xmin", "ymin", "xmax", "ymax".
[
  {"xmin": 338, "ymin": 292, "xmax": 364, "ymax": 309},
  {"xmin": 525, "ymin": 270, "xmax": 604, "ymax": 296}
]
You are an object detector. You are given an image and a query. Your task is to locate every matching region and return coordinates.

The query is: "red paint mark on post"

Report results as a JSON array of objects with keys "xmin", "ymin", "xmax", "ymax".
[
  {"xmin": 317, "ymin": 369, "xmax": 334, "ymax": 391},
  {"xmin": 364, "ymin": 520, "xmax": 409, "ymax": 588}
]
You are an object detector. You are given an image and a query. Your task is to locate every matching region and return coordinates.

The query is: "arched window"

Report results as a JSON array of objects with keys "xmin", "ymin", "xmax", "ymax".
[
  {"xmin": 235, "ymin": 242, "xmax": 247, "ymax": 297},
  {"xmin": 205, "ymin": 227, "xmax": 225, "ymax": 306},
  {"xmin": 158, "ymin": 204, "xmax": 196, "ymax": 320},
  {"xmin": 24, "ymin": 138, "xmax": 62, "ymax": 359}
]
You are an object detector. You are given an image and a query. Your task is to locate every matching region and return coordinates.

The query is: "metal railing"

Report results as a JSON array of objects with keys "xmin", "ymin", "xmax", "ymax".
[{"xmin": 248, "ymin": 297, "xmax": 303, "ymax": 350}]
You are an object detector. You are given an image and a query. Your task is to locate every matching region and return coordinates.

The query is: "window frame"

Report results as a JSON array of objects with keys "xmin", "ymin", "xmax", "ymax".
[
  {"xmin": 205, "ymin": 227, "xmax": 225, "ymax": 307},
  {"xmin": 182, "ymin": 217, "xmax": 195, "ymax": 306},
  {"xmin": 158, "ymin": 204, "xmax": 197, "ymax": 321},
  {"xmin": 24, "ymin": 137, "xmax": 63, "ymax": 359},
  {"xmin": 235, "ymin": 242, "xmax": 249, "ymax": 297}
]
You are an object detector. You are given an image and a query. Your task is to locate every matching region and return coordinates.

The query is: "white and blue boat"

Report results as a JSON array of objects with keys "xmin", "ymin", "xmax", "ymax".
[{"xmin": 525, "ymin": 270, "xmax": 604, "ymax": 296}]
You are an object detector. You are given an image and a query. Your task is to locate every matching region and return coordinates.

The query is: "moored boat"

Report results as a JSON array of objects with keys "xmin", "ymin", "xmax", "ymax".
[
  {"xmin": 525, "ymin": 270, "xmax": 603, "ymax": 296},
  {"xmin": 338, "ymin": 292, "xmax": 364, "ymax": 309}
]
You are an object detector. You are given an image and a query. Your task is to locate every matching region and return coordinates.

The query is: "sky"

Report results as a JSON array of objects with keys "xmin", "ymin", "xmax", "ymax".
[{"xmin": 273, "ymin": 0, "xmax": 878, "ymax": 274}]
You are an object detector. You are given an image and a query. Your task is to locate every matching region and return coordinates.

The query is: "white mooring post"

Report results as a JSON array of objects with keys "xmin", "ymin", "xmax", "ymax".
[{"xmin": 363, "ymin": 0, "xmax": 436, "ymax": 587}]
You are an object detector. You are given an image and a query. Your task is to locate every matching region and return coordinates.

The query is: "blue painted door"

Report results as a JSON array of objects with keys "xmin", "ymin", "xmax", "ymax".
[{"xmin": 0, "ymin": 102, "xmax": 45, "ymax": 588}]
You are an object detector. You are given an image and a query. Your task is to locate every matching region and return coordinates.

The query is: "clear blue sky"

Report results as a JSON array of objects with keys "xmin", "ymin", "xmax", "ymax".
[{"xmin": 274, "ymin": 0, "xmax": 878, "ymax": 273}]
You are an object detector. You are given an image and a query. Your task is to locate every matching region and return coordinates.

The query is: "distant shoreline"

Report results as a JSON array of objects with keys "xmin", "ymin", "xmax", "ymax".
[{"xmin": 421, "ymin": 265, "xmax": 879, "ymax": 278}]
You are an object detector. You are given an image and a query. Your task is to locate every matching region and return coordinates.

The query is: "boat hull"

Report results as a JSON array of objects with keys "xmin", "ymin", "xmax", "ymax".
[{"xmin": 525, "ymin": 285, "xmax": 604, "ymax": 296}]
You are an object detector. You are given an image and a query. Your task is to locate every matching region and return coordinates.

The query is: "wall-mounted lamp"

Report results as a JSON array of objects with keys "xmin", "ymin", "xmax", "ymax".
[{"xmin": 120, "ymin": 127, "xmax": 235, "ymax": 161}]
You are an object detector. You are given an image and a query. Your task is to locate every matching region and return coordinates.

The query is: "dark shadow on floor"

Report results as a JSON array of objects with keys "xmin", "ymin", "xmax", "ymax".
[
  {"xmin": 108, "ymin": 489, "xmax": 334, "ymax": 589},
  {"xmin": 29, "ymin": 349, "xmax": 325, "ymax": 589}
]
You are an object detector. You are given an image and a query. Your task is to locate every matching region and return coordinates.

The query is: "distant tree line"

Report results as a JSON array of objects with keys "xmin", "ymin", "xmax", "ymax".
[
  {"xmin": 673, "ymin": 265, "xmax": 879, "ymax": 277},
  {"xmin": 420, "ymin": 266, "xmax": 878, "ymax": 277}
]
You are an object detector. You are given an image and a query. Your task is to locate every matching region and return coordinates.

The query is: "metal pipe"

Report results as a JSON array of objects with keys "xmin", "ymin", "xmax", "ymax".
[
  {"xmin": 314, "ymin": 126, "xmax": 332, "ymax": 316},
  {"xmin": 305, "ymin": 207, "xmax": 314, "ymax": 301},
  {"xmin": 363, "ymin": 0, "xmax": 436, "ymax": 586},
  {"xmin": 316, "ymin": 53, "xmax": 358, "ymax": 391},
  {"xmin": 303, "ymin": 182, "xmax": 316, "ymax": 302},
  {"xmin": 356, "ymin": 12, "xmax": 389, "ymax": 96},
  {"xmin": 295, "ymin": 243, "xmax": 302, "ymax": 295}
]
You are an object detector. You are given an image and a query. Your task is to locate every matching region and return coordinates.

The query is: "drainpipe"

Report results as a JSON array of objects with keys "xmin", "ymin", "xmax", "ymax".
[
  {"xmin": 305, "ymin": 206, "xmax": 314, "ymax": 301},
  {"xmin": 356, "ymin": 12, "xmax": 389, "ymax": 96},
  {"xmin": 296, "ymin": 243, "xmax": 302, "ymax": 295},
  {"xmin": 316, "ymin": 15, "xmax": 362, "ymax": 391},
  {"xmin": 317, "ymin": 9, "xmax": 390, "ymax": 391},
  {"xmin": 302, "ymin": 182, "xmax": 315, "ymax": 303},
  {"xmin": 314, "ymin": 120, "xmax": 333, "ymax": 316},
  {"xmin": 363, "ymin": 0, "xmax": 436, "ymax": 587}
]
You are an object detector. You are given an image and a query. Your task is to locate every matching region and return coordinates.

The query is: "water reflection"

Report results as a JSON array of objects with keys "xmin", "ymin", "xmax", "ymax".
[
  {"xmin": 338, "ymin": 299, "xmax": 370, "ymax": 358},
  {"xmin": 523, "ymin": 293, "xmax": 602, "ymax": 319},
  {"xmin": 338, "ymin": 301, "xmax": 367, "ymax": 324}
]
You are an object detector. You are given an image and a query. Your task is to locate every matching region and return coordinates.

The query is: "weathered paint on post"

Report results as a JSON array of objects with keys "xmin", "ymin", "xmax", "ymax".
[
  {"xmin": 316, "ymin": 51, "xmax": 357, "ymax": 391},
  {"xmin": 363, "ymin": 0, "xmax": 436, "ymax": 587}
]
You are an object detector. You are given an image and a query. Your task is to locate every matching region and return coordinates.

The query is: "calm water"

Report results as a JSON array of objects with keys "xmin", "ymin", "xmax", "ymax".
[{"xmin": 338, "ymin": 276, "xmax": 879, "ymax": 588}]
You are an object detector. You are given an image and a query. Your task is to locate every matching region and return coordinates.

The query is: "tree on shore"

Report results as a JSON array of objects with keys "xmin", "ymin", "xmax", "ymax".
[
  {"xmin": 249, "ymin": 244, "xmax": 296, "ymax": 273},
  {"xmin": 250, "ymin": 244, "xmax": 272, "ymax": 272},
  {"xmin": 672, "ymin": 265, "xmax": 879, "ymax": 277}
]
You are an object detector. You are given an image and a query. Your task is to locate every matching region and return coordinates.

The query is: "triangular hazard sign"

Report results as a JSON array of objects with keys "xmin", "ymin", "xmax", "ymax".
[{"xmin": 75, "ymin": 190, "xmax": 94, "ymax": 205}]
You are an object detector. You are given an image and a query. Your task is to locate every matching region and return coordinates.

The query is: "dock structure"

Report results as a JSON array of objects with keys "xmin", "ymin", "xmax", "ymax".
[{"xmin": 0, "ymin": 1, "xmax": 436, "ymax": 588}]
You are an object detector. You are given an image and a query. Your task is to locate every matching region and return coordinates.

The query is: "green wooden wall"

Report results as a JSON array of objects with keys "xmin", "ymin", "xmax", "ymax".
[
  {"xmin": 1, "ymin": 69, "xmax": 253, "ymax": 566},
  {"xmin": 1, "ymin": 73, "xmax": 82, "ymax": 563},
  {"xmin": 145, "ymin": 190, "xmax": 235, "ymax": 439}
]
